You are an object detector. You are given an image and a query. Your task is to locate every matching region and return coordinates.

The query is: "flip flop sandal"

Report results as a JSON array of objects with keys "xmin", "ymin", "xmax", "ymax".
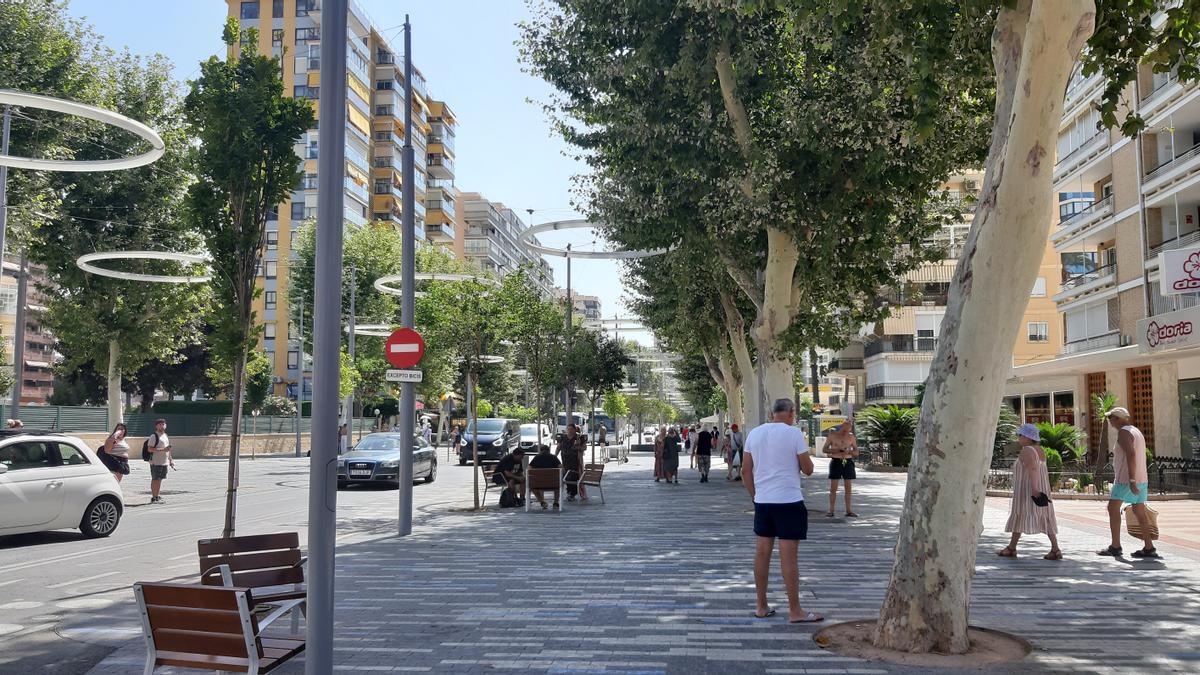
[
  {"xmin": 1096, "ymin": 546, "xmax": 1122, "ymax": 556},
  {"xmin": 996, "ymin": 548, "xmax": 1017, "ymax": 558},
  {"xmin": 845, "ymin": 512, "xmax": 859, "ymax": 518},
  {"xmin": 754, "ymin": 608, "xmax": 776, "ymax": 619},
  {"xmin": 825, "ymin": 511, "xmax": 835, "ymax": 518},
  {"xmin": 1043, "ymin": 550, "xmax": 1063, "ymax": 560},
  {"xmin": 1131, "ymin": 548, "xmax": 1161, "ymax": 559},
  {"xmin": 789, "ymin": 612, "xmax": 824, "ymax": 624}
]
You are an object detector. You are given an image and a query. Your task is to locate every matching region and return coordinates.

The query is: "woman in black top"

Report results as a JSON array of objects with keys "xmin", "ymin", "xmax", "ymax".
[{"xmin": 662, "ymin": 427, "xmax": 682, "ymax": 484}]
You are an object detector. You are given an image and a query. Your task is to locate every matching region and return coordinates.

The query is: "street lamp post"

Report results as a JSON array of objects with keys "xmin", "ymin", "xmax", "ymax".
[{"xmin": 398, "ymin": 16, "xmax": 417, "ymax": 537}]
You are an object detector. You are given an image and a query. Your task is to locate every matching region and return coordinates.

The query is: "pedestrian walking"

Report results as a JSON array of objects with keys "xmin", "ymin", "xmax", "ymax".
[
  {"xmin": 743, "ymin": 398, "xmax": 821, "ymax": 623},
  {"xmin": 1097, "ymin": 408, "xmax": 1160, "ymax": 558},
  {"xmin": 825, "ymin": 419, "xmax": 859, "ymax": 517},
  {"xmin": 695, "ymin": 425, "xmax": 713, "ymax": 482},
  {"xmin": 663, "ymin": 426, "xmax": 681, "ymax": 483},
  {"xmin": 144, "ymin": 419, "xmax": 174, "ymax": 504},
  {"xmin": 727, "ymin": 423, "xmax": 745, "ymax": 481},
  {"xmin": 97, "ymin": 422, "xmax": 131, "ymax": 483},
  {"xmin": 421, "ymin": 417, "xmax": 432, "ymax": 445},
  {"xmin": 653, "ymin": 425, "xmax": 666, "ymax": 482},
  {"xmin": 997, "ymin": 423, "xmax": 1061, "ymax": 560}
]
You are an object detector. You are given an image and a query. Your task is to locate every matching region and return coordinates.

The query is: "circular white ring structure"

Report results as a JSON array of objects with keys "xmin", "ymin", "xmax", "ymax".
[
  {"xmin": 76, "ymin": 250, "xmax": 211, "ymax": 284},
  {"xmin": 478, "ymin": 355, "xmax": 505, "ymax": 364},
  {"xmin": 517, "ymin": 219, "xmax": 669, "ymax": 260},
  {"xmin": 346, "ymin": 323, "xmax": 395, "ymax": 337},
  {"xmin": 373, "ymin": 272, "xmax": 498, "ymax": 297},
  {"xmin": 0, "ymin": 90, "xmax": 166, "ymax": 172}
]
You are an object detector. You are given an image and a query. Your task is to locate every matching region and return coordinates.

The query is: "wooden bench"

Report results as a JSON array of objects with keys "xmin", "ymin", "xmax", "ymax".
[
  {"xmin": 480, "ymin": 463, "xmax": 503, "ymax": 505},
  {"xmin": 198, "ymin": 532, "xmax": 306, "ymax": 632},
  {"xmin": 524, "ymin": 467, "xmax": 563, "ymax": 511},
  {"xmin": 563, "ymin": 463, "xmax": 606, "ymax": 504},
  {"xmin": 134, "ymin": 581, "xmax": 304, "ymax": 674}
]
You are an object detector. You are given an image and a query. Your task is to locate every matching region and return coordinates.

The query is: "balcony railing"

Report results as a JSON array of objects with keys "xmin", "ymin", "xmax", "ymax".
[
  {"xmin": 1146, "ymin": 228, "xmax": 1200, "ymax": 260},
  {"xmin": 829, "ymin": 357, "xmax": 864, "ymax": 371},
  {"xmin": 864, "ymin": 335, "xmax": 937, "ymax": 357},
  {"xmin": 1059, "ymin": 261, "xmax": 1116, "ymax": 292},
  {"xmin": 1145, "ymin": 140, "xmax": 1200, "ymax": 182},
  {"xmin": 344, "ymin": 177, "xmax": 369, "ymax": 204},
  {"xmin": 865, "ymin": 383, "xmax": 923, "ymax": 403},
  {"xmin": 1055, "ymin": 131, "xmax": 1105, "ymax": 169},
  {"xmin": 427, "ymin": 153, "xmax": 454, "ymax": 173},
  {"xmin": 1061, "ymin": 331, "xmax": 1123, "ymax": 355},
  {"xmin": 1058, "ymin": 195, "xmax": 1113, "ymax": 228},
  {"xmin": 1141, "ymin": 72, "xmax": 1178, "ymax": 110}
]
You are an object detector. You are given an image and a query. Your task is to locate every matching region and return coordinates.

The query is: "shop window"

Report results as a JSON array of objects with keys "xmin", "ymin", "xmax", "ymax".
[
  {"xmin": 1053, "ymin": 392, "xmax": 1075, "ymax": 425},
  {"xmin": 1024, "ymin": 394, "xmax": 1051, "ymax": 424}
]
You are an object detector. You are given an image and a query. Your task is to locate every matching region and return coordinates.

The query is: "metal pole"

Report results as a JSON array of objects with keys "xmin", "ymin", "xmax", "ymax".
[
  {"xmin": 347, "ymin": 266, "xmax": 356, "ymax": 444},
  {"xmin": 398, "ymin": 16, "xmax": 416, "ymax": 536},
  {"xmin": 305, "ymin": 0, "xmax": 347, "ymax": 671},
  {"xmin": 295, "ymin": 301, "xmax": 303, "ymax": 457},
  {"xmin": 11, "ymin": 249, "xmax": 27, "ymax": 409},
  {"xmin": 564, "ymin": 245, "xmax": 572, "ymax": 427},
  {"xmin": 0, "ymin": 106, "xmax": 10, "ymax": 403}
]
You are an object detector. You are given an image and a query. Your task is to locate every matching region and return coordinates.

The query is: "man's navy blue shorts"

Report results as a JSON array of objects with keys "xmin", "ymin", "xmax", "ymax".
[{"xmin": 753, "ymin": 500, "xmax": 807, "ymax": 540}]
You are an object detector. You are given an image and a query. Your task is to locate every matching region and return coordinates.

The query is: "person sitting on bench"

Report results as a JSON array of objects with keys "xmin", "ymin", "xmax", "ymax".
[
  {"xmin": 494, "ymin": 447, "xmax": 526, "ymax": 506},
  {"xmin": 528, "ymin": 444, "xmax": 562, "ymax": 509}
]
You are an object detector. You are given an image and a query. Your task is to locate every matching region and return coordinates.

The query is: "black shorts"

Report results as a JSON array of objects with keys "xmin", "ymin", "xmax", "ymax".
[
  {"xmin": 753, "ymin": 500, "xmax": 808, "ymax": 540},
  {"xmin": 829, "ymin": 458, "xmax": 856, "ymax": 481},
  {"xmin": 98, "ymin": 452, "xmax": 130, "ymax": 475}
]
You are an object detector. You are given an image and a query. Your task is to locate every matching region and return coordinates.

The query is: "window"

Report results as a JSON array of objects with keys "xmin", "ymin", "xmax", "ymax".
[
  {"xmin": 376, "ymin": 80, "xmax": 393, "ymax": 90},
  {"xmin": 295, "ymin": 27, "xmax": 319, "ymax": 42},
  {"xmin": 0, "ymin": 442, "xmax": 54, "ymax": 472},
  {"xmin": 375, "ymin": 105, "xmax": 394, "ymax": 117},
  {"xmin": 374, "ymin": 179, "xmax": 391, "ymax": 194},
  {"xmin": 1028, "ymin": 322, "xmax": 1049, "ymax": 342},
  {"xmin": 265, "ymin": 261, "xmax": 278, "ymax": 279},
  {"xmin": 291, "ymin": 202, "xmax": 306, "ymax": 220},
  {"xmin": 267, "ymin": 205, "xmax": 279, "ymax": 220},
  {"xmin": 293, "ymin": 85, "xmax": 318, "ymax": 100},
  {"xmin": 287, "ymin": 351, "xmax": 299, "ymax": 369},
  {"xmin": 240, "ymin": 2, "xmax": 260, "ymax": 20},
  {"xmin": 266, "ymin": 231, "xmax": 278, "ymax": 249},
  {"xmin": 0, "ymin": 285, "xmax": 16, "ymax": 315},
  {"xmin": 264, "ymin": 324, "xmax": 277, "ymax": 340},
  {"xmin": 272, "ymin": 0, "xmax": 284, "ymax": 17},
  {"xmin": 56, "ymin": 443, "xmax": 90, "ymax": 466},
  {"xmin": 296, "ymin": 0, "xmax": 317, "ymax": 15},
  {"xmin": 1031, "ymin": 277, "xmax": 1047, "ymax": 297},
  {"xmin": 265, "ymin": 291, "xmax": 277, "ymax": 310},
  {"xmin": 302, "ymin": 173, "xmax": 318, "ymax": 190},
  {"xmin": 271, "ymin": 29, "xmax": 284, "ymax": 47}
]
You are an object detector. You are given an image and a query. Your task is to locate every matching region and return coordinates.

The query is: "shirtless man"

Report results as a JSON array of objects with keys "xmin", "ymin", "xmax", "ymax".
[{"xmin": 825, "ymin": 419, "xmax": 859, "ymax": 518}]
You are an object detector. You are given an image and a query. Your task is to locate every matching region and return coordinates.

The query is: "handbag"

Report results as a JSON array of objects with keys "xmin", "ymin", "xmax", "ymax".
[
  {"xmin": 1030, "ymin": 492, "xmax": 1050, "ymax": 507},
  {"xmin": 1124, "ymin": 504, "xmax": 1159, "ymax": 540}
]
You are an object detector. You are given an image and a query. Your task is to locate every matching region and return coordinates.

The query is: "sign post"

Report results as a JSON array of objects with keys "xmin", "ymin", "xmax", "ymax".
[{"xmin": 386, "ymin": 326, "xmax": 423, "ymax": 536}]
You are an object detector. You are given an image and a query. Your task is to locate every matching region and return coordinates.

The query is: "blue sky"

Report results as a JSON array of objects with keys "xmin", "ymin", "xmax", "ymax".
[{"xmin": 66, "ymin": 0, "xmax": 652, "ymax": 344}]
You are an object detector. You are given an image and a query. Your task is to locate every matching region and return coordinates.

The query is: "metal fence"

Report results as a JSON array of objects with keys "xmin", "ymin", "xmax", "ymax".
[
  {"xmin": 988, "ymin": 456, "xmax": 1200, "ymax": 496},
  {"xmin": 0, "ymin": 404, "xmax": 375, "ymax": 438}
]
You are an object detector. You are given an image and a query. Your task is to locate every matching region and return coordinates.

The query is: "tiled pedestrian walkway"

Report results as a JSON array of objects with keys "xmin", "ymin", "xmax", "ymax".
[{"xmin": 90, "ymin": 455, "xmax": 1200, "ymax": 674}]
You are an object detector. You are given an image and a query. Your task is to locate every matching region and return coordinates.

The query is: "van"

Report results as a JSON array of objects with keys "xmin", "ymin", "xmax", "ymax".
[{"xmin": 457, "ymin": 418, "xmax": 521, "ymax": 464}]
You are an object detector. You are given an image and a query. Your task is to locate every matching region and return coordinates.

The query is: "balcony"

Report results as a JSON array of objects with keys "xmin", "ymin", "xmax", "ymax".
[
  {"xmin": 343, "ymin": 205, "xmax": 366, "ymax": 227},
  {"xmin": 344, "ymin": 176, "xmax": 369, "ymax": 205},
  {"xmin": 1143, "ymin": 141, "xmax": 1200, "ymax": 202},
  {"xmin": 1141, "ymin": 72, "xmax": 1180, "ymax": 115},
  {"xmin": 1053, "ymin": 131, "xmax": 1107, "ymax": 185},
  {"xmin": 1146, "ymin": 228, "xmax": 1200, "ymax": 262},
  {"xmin": 426, "ymin": 221, "xmax": 456, "ymax": 242},
  {"xmin": 1054, "ymin": 260, "xmax": 1117, "ymax": 302},
  {"xmin": 345, "ymin": 122, "xmax": 370, "ymax": 148},
  {"xmin": 864, "ymin": 335, "xmax": 937, "ymax": 358},
  {"xmin": 828, "ymin": 357, "xmax": 864, "ymax": 373},
  {"xmin": 427, "ymin": 153, "xmax": 454, "ymax": 179},
  {"xmin": 864, "ymin": 383, "xmax": 923, "ymax": 404},
  {"xmin": 1053, "ymin": 195, "xmax": 1114, "ymax": 246},
  {"xmin": 1061, "ymin": 331, "xmax": 1125, "ymax": 356}
]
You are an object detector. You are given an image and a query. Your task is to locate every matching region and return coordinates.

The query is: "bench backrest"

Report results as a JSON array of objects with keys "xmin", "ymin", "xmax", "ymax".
[
  {"xmin": 198, "ymin": 532, "xmax": 304, "ymax": 589},
  {"xmin": 135, "ymin": 582, "xmax": 260, "ymax": 663},
  {"xmin": 581, "ymin": 464, "xmax": 604, "ymax": 485},
  {"xmin": 526, "ymin": 467, "xmax": 560, "ymax": 490},
  {"xmin": 481, "ymin": 464, "xmax": 497, "ymax": 480}
]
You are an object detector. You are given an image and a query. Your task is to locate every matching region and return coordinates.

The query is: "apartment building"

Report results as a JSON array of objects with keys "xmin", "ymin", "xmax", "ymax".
[
  {"xmin": 0, "ymin": 259, "xmax": 55, "ymax": 404},
  {"xmin": 831, "ymin": 173, "xmax": 1063, "ymax": 408},
  {"xmin": 458, "ymin": 192, "xmax": 555, "ymax": 294},
  {"xmin": 227, "ymin": 0, "xmax": 459, "ymax": 396},
  {"xmin": 1004, "ymin": 31, "xmax": 1200, "ymax": 460},
  {"xmin": 797, "ymin": 348, "xmax": 849, "ymax": 412},
  {"xmin": 554, "ymin": 290, "xmax": 602, "ymax": 321}
]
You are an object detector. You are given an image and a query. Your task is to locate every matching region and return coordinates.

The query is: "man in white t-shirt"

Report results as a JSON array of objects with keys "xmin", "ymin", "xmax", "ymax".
[
  {"xmin": 147, "ymin": 419, "xmax": 174, "ymax": 504},
  {"xmin": 743, "ymin": 398, "xmax": 821, "ymax": 623}
]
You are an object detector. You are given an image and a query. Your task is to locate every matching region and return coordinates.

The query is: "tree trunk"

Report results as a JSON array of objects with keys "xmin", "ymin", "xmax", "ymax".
[
  {"xmin": 718, "ymin": 290, "xmax": 759, "ymax": 428},
  {"xmin": 106, "ymin": 340, "xmax": 122, "ymax": 426},
  {"xmin": 222, "ymin": 349, "xmax": 249, "ymax": 538},
  {"xmin": 874, "ymin": 0, "xmax": 1094, "ymax": 654},
  {"xmin": 716, "ymin": 353, "xmax": 744, "ymax": 427}
]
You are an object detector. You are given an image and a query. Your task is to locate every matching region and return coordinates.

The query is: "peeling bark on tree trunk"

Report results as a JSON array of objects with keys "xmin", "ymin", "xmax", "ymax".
[
  {"xmin": 719, "ymin": 290, "xmax": 760, "ymax": 429},
  {"xmin": 874, "ymin": 0, "xmax": 1094, "ymax": 654},
  {"xmin": 222, "ymin": 349, "xmax": 249, "ymax": 538},
  {"xmin": 716, "ymin": 354, "xmax": 744, "ymax": 427},
  {"xmin": 749, "ymin": 228, "xmax": 801, "ymax": 422},
  {"xmin": 106, "ymin": 340, "xmax": 122, "ymax": 426}
]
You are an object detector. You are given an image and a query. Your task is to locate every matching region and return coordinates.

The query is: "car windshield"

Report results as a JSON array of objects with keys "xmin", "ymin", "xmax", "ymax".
[
  {"xmin": 354, "ymin": 436, "xmax": 401, "ymax": 453},
  {"xmin": 467, "ymin": 419, "xmax": 505, "ymax": 434},
  {"xmin": 520, "ymin": 424, "xmax": 543, "ymax": 436}
]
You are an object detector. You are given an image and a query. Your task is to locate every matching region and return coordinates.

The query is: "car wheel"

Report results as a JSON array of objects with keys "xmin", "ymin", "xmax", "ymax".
[
  {"xmin": 80, "ymin": 497, "xmax": 121, "ymax": 538},
  {"xmin": 337, "ymin": 481, "xmax": 347, "ymax": 490},
  {"xmin": 424, "ymin": 459, "xmax": 437, "ymax": 483}
]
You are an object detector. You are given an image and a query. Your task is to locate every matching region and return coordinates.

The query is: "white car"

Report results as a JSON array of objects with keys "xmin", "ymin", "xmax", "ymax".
[
  {"xmin": 518, "ymin": 423, "xmax": 553, "ymax": 451},
  {"xmin": 641, "ymin": 426, "xmax": 659, "ymax": 445},
  {"xmin": 0, "ymin": 431, "xmax": 124, "ymax": 538}
]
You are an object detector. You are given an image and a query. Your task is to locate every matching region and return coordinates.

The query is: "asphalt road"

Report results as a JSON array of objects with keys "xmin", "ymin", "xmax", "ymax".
[{"xmin": 0, "ymin": 443, "xmax": 480, "ymax": 675}]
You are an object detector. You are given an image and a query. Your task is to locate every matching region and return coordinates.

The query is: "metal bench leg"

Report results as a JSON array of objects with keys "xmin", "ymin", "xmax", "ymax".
[{"xmin": 598, "ymin": 483, "xmax": 605, "ymax": 505}]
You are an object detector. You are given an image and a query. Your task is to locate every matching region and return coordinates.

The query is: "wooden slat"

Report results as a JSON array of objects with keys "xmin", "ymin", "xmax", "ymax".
[
  {"xmin": 527, "ymin": 469, "xmax": 560, "ymax": 490},
  {"xmin": 139, "ymin": 583, "xmax": 245, "ymax": 611},
  {"xmin": 222, "ymin": 569, "xmax": 299, "ymax": 590},
  {"xmin": 201, "ymin": 549, "xmax": 301, "ymax": 572},
  {"xmin": 155, "ymin": 651, "xmax": 251, "ymax": 672},
  {"xmin": 152, "ymin": 628, "xmax": 250, "ymax": 658},
  {"xmin": 198, "ymin": 532, "xmax": 299, "ymax": 556},
  {"xmin": 260, "ymin": 638, "xmax": 307, "ymax": 673},
  {"xmin": 146, "ymin": 605, "xmax": 243, "ymax": 633},
  {"xmin": 252, "ymin": 588, "xmax": 306, "ymax": 603}
]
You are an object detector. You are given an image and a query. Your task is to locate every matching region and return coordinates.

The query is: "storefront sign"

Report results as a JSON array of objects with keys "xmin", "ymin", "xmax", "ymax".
[
  {"xmin": 1137, "ymin": 305, "xmax": 1200, "ymax": 353},
  {"xmin": 1159, "ymin": 245, "xmax": 1200, "ymax": 294}
]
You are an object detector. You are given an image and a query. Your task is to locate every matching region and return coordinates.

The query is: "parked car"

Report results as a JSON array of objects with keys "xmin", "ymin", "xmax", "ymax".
[
  {"xmin": 518, "ymin": 423, "xmax": 553, "ymax": 452},
  {"xmin": 458, "ymin": 418, "xmax": 521, "ymax": 464},
  {"xmin": 0, "ymin": 430, "xmax": 124, "ymax": 538},
  {"xmin": 336, "ymin": 433, "xmax": 437, "ymax": 488},
  {"xmin": 640, "ymin": 426, "xmax": 659, "ymax": 446}
]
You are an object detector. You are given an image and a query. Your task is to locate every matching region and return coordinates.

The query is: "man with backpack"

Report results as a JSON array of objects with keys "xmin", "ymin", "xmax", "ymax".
[{"xmin": 144, "ymin": 419, "xmax": 174, "ymax": 504}]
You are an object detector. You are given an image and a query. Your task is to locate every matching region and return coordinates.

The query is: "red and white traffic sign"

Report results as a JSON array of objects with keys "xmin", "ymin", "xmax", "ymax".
[{"xmin": 384, "ymin": 328, "xmax": 425, "ymax": 368}]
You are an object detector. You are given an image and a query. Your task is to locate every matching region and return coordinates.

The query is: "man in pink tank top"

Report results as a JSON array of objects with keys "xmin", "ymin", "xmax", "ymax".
[{"xmin": 1097, "ymin": 407, "xmax": 1160, "ymax": 559}]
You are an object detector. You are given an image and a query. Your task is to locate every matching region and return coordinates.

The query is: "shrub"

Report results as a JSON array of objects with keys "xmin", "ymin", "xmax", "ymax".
[
  {"xmin": 1043, "ymin": 448, "xmax": 1063, "ymax": 488},
  {"xmin": 261, "ymin": 395, "xmax": 296, "ymax": 417},
  {"xmin": 1037, "ymin": 422, "xmax": 1084, "ymax": 464},
  {"xmin": 855, "ymin": 405, "xmax": 918, "ymax": 467}
]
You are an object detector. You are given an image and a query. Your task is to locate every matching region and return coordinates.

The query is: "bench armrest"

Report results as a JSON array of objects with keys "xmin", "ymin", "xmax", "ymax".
[
  {"xmin": 201, "ymin": 563, "xmax": 234, "ymax": 586},
  {"xmin": 257, "ymin": 597, "xmax": 306, "ymax": 633},
  {"xmin": 294, "ymin": 556, "xmax": 308, "ymax": 571}
]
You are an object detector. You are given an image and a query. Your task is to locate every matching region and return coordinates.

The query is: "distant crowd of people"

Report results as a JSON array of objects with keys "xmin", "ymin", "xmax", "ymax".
[{"xmin": 651, "ymin": 422, "xmax": 746, "ymax": 484}]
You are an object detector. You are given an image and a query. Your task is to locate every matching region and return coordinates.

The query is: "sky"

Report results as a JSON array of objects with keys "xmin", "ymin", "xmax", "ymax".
[{"xmin": 65, "ymin": 0, "xmax": 654, "ymax": 345}]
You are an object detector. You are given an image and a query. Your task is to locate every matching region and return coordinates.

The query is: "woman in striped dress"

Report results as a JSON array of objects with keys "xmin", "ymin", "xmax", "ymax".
[{"xmin": 998, "ymin": 423, "xmax": 1062, "ymax": 560}]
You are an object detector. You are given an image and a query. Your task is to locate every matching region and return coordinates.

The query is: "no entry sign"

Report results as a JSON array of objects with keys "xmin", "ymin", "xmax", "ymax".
[{"xmin": 384, "ymin": 328, "xmax": 425, "ymax": 368}]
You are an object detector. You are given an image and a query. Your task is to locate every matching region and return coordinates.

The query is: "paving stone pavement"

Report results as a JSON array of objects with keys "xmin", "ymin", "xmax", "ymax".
[{"xmin": 86, "ymin": 454, "xmax": 1200, "ymax": 674}]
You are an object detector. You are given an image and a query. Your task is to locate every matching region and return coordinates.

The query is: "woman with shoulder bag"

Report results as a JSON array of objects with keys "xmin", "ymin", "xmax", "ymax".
[
  {"xmin": 98, "ymin": 422, "xmax": 131, "ymax": 483},
  {"xmin": 998, "ymin": 423, "xmax": 1062, "ymax": 560}
]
